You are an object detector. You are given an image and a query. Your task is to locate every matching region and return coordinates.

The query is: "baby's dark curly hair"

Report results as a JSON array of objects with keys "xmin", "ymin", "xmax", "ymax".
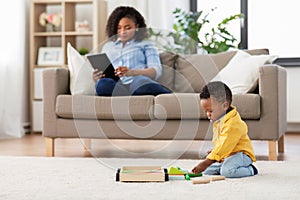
[
  {"xmin": 200, "ymin": 81, "xmax": 232, "ymax": 105},
  {"xmin": 106, "ymin": 6, "xmax": 148, "ymax": 42}
]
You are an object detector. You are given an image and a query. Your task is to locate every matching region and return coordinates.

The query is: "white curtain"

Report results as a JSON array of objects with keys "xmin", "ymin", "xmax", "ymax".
[{"xmin": 0, "ymin": 0, "xmax": 28, "ymax": 138}]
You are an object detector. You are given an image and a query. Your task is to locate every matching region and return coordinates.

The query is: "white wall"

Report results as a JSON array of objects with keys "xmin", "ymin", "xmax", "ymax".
[
  {"xmin": 247, "ymin": 0, "xmax": 300, "ymax": 131},
  {"xmin": 287, "ymin": 67, "xmax": 300, "ymax": 122},
  {"xmin": 286, "ymin": 67, "xmax": 300, "ymax": 131},
  {"xmin": 107, "ymin": 0, "xmax": 189, "ymax": 31},
  {"xmin": 248, "ymin": 0, "xmax": 300, "ymax": 58},
  {"xmin": 146, "ymin": 0, "xmax": 189, "ymax": 30}
]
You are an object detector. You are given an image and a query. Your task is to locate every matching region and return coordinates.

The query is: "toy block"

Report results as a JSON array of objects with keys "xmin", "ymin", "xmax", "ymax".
[
  {"xmin": 192, "ymin": 178, "xmax": 211, "ymax": 184},
  {"xmin": 168, "ymin": 174, "xmax": 186, "ymax": 180},
  {"xmin": 168, "ymin": 166, "xmax": 187, "ymax": 175},
  {"xmin": 192, "ymin": 175, "xmax": 226, "ymax": 184},
  {"xmin": 116, "ymin": 166, "xmax": 168, "ymax": 182},
  {"xmin": 168, "ymin": 166, "xmax": 202, "ymax": 180},
  {"xmin": 210, "ymin": 175, "xmax": 226, "ymax": 181}
]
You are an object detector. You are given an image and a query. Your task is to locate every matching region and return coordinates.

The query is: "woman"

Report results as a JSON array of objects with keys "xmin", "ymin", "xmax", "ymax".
[{"xmin": 92, "ymin": 6, "xmax": 171, "ymax": 96}]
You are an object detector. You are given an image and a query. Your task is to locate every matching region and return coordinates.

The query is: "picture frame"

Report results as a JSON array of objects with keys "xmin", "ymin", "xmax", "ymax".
[{"xmin": 37, "ymin": 47, "xmax": 64, "ymax": 65}]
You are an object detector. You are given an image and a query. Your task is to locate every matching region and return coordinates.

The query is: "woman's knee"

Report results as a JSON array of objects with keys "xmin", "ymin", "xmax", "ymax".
[
  {"xmin": 130, "ymin": 76, "xmax": 153, "ymax": 93},
  {"xmin": 132, "ymin": 75, "xmax": 153, "ymax": 86},
  {"xmin": 95, "ymin": 78, "xmax": 115, "ymax": 96}
]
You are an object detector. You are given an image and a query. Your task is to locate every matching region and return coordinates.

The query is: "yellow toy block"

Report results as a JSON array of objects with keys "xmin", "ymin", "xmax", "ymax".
[{"xmin": 168, "ymin": 166, "xmax": 188, "ymax": 175}]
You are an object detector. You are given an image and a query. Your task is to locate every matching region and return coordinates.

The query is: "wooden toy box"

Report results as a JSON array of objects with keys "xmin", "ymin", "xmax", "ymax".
[{"xmin": 116, "ymin": 166, "xmax": 168, "ymax": 182}]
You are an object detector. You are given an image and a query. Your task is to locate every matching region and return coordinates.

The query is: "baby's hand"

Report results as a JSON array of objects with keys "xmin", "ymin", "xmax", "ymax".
[
  {"xmin": 191, "ymin": 164, "xmax": 202, "ymax": 175},
  {"xmin": 191, "ymin": 159, "xmax": 214, "ymax": 174},
  {"xmin": 206, "ymin": 150, "xmax": 212, "ymax": 155}
]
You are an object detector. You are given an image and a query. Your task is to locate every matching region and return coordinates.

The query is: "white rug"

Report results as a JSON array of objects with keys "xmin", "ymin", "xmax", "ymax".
[{"xmin": 0, "ymin": 156, "xmax": 299, "ymax": 200}]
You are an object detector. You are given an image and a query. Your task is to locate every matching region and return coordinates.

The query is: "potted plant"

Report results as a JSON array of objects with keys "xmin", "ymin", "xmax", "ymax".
[
  {"xmin": 149, "ymin": 8, "xmax": 243, "ymax": 54},
  {"xmin": 78, "ymin": 47, "xmax": 89, "ymax": 55}
]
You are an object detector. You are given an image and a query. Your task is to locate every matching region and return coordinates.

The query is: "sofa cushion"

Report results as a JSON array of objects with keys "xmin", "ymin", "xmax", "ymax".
[
  {"xmin": 154, "ymin": 93, "xmax": 201, "ymax": 119},
  {"xmin": 173, "ymin": 54, "xmax": 219, "ymax": 93},
  {"xmin": 67, "ymin": 43, "xmax": 95, "ymax": 95},
  {"xmin": 211, "ymin": 50, "xmax": 277, "ymax": 94},
  {"xmin": 232, "ymin": 94, "xmax": 261, "ymax": 119},
  {"xmin": 157, "ymin": 51, "xmax": 177, "ymax": 91},
  {"xmin": 55, "ymin": 93, "xmax": 260, "ymax": 121},
  {"xmin": 210, "ymin": 48, "xmax": 270, "ymax": 71},
  {"xmin": 170, "ymin": 49, "xmax": 270, "ymax": 94},
  {"xmin": 154, "ymin": 93, "xmax": 261, "ymax": 120},
  {"xmin": 56, "ymin": 95, "xmax": 155, "ymax": 120}
]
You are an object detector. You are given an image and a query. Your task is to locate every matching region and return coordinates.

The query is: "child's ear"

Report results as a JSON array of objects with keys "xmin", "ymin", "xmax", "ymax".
[{"xmin": 223, "ymin": 101, "xmax": 230, "ymax": 110}]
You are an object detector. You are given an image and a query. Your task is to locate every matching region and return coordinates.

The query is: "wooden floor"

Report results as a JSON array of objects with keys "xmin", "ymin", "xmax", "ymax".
[{"xmin": 0, "ymin": 132, "xmax": 299, "ymax": 161}]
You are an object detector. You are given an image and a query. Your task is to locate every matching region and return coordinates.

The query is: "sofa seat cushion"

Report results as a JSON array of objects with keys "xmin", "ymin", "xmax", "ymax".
[
  {"xmin": 56, "ymin": 95, "xmax": 155, "ymax": 120},
  {"xmin": 154, "ymin": 93, "xmax": 202, "ymax": 119},
  {"xmin": 154, "ymin": 93, "xmax": 261, "ymax": 120}
]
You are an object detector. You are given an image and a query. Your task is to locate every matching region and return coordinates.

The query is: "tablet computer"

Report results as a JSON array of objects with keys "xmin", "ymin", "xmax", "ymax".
[{"xmin": 86, "ymin": 53, "xmax": 119, "ymax": 81}]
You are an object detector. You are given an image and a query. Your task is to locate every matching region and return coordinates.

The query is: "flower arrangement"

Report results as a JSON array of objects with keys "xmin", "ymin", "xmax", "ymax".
[{"xmin": 39, "ymin": 12, "xmax": 62, "ymax": 31}]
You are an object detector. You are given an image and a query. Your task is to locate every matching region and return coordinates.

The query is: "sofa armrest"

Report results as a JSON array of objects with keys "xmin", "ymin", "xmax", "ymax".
[
  {"xmin": 259, "ymin": 64, "xmax": 287, "ymax": 140},
  {"xmin": 43, "ymin": 67, "xmax": 70, "ymax": 137}
]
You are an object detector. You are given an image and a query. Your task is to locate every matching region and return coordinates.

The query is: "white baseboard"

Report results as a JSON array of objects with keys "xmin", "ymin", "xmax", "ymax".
[{"xmin": 287, "ymin": 123, "xmax": 300, "ymax": 132}]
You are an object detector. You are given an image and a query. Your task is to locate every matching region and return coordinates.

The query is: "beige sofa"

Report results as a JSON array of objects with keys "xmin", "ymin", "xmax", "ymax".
[{"xmin": 43, "ymin": 49, "xmax": 287, "ymax": 160}]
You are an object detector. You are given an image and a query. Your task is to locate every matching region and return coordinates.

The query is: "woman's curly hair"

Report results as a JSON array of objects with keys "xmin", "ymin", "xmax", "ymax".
[{"xmin": 106, "ymin": 6, "xmax": 148, "ymax": 42}]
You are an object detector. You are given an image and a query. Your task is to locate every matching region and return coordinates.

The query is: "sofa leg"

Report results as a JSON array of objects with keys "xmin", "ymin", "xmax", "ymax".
[
  {"xmin": 45, "ymin": 137, "xmax": 55, "ymax": 157},
  {"xmin": 268, "ymin": 141, "xmax": 277, "ymax": 161},
  {"xmin": 83, "ymin": 139, "xmax": 92, "ymax": 157},
  {"xmin": 278, "ymin": 135, "xmax": 284, "ymax": 153},
  {"xmin": 84, "ymin": 139, "xmax": 91, "ymax": 150}
]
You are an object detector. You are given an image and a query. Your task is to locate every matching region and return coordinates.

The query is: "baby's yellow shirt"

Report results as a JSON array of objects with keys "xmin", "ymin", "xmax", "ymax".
[{"xmin": 207, "ymin": 106, "xmax": 256, "ymax": 162}]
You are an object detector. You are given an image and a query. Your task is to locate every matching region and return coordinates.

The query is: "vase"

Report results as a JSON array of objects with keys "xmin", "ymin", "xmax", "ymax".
[{"xmin": 46, "ymin": 24, "xmax": 56, "ymax": 32}]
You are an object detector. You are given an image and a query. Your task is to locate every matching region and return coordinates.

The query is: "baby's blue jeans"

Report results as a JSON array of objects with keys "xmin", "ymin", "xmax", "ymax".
[
  {"xmin": 203, "ymin": 152, "xmax": 256, "ymax": 178},
  {"xmin": 95, "ymin": 75, "xmax": 171, "ymax": 96}
]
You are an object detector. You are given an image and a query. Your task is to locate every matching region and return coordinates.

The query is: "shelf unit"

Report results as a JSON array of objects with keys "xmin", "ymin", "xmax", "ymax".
[{"xmin": 30, "ymin": 0, "xmax": 107, "ymax": 133}]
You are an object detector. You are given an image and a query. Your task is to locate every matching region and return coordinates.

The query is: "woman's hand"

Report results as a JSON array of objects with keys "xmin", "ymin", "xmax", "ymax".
[
  {"xmin": 115, "ymin": 66, "xmax": 156, "ymax": 78},
  {"xmin": 92, "ymin": 69, "xmax": 105, "ymax": 82},
  {"xmin": 115, "ymin": 66, "xmax": 130, "ymax": 77}
]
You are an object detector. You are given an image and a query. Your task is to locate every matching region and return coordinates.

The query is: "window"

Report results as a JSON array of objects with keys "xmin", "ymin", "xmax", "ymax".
[
  {"xmin": 191, "ymin": 0, "xmax": 300, "ymax": 66},
  {"xmin": 195, "ymin": 0, "xmax": 242, "ymax": 49},
  {"xmin": 248, "ymin": 0, "xmax": 300, "ymax": 66},
  {"xmin": 248, "ymin": 0, "xmax": 300, "ymax": 58}
]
